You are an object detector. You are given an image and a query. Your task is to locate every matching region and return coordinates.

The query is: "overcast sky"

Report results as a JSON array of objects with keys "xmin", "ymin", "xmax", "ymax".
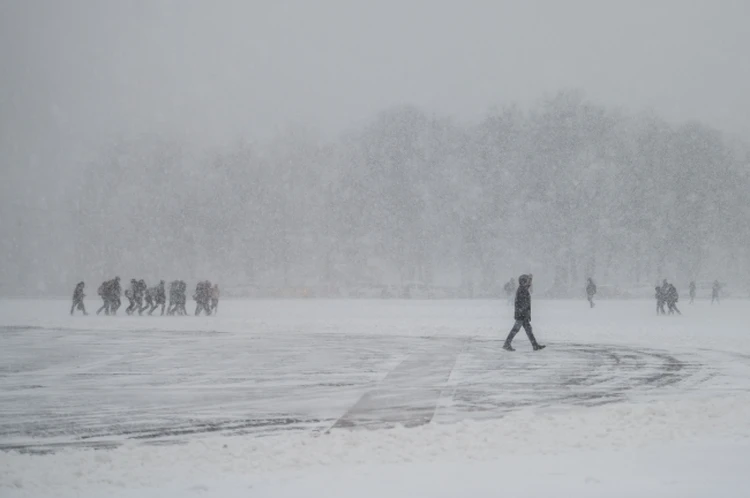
[{"xmin": 2, "ymin": 0, "xmax": 749, "ymax": 200}]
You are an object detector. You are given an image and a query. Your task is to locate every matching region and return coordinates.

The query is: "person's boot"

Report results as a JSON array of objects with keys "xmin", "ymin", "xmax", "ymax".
[
  {"xmin": 503, "ymin": 343, "xmax": 515, "ymax": 352},
  {"xmin": 533, "ymin": 344, "xmax": 546, "ymax": 351}
]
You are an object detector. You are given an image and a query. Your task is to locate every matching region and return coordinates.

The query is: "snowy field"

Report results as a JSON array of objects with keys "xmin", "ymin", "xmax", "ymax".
[{"xmin": 3, "ymin": 298, "xmax": 750, "ymax": 497}]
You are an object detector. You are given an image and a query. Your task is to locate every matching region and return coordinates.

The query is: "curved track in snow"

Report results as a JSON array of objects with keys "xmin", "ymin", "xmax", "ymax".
[{"xmin": 2, "ymin": 323, "xmax": 742, "ymax": 453}]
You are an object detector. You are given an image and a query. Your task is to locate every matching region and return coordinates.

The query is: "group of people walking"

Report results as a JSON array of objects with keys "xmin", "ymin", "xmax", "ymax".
[
  {"xmin": 70, "ymin": 278, "xmax": 220, "ymax": 316},
  {"xmin": 656, "ymin": 279, "xmax": 723, "ymax": 314}
]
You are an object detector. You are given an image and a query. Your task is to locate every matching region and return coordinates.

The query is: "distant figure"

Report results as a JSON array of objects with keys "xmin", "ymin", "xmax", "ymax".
[
  {"xmin": 193, "ymin": 280, "xmax": 212, "ymax": 316},
  {"xmin": 109, "ymin": 277, "xmax": 121, "ymax": 315},
  {"xmin": 70, "ymin": 282, "xmax": 87, "ymax": 315},
  {"xmin": 503, "ymin": 274, "xmax": 545, "ymax": 352},
  {"xmin": 144, "ymin": 284, "xmax": 156, "ymax": 313},
  {"xmin": 148, "ymin": 280, "xmax": 166, "ymax": 315},
  {"xmin": 655, "ymin": 286, "xmax": 666, "ymax": 315},
  {"xmin": 125, "ymin": 279, "xmax": 138, "ymax": 315},
  {"xmin": 167, "ymin": 280, "xmax": 179, "ymax": 315},
  {"xmin": 136, "ymin": 279, "xmax": 147, "ymax": 315},
  {"xmin": 666, "ymin": 284, "xmax": 681, "ymax": 315},
  {"xmin": 660, "ymin": 279, "xmax": 671, "ymax": 313},
  {"xmin": 689, "ymin": 281, "xmax": 696, "ymax": 304},
  {"xmin": 96, "ymin": 279, "xmax": 112, "ymax": 315},
  {"xmin": 210, "ymin": 283, "xmax": 220, "ymax": 315},
  {"xmin": 712, "ymin": 280, "xmax": 721, "ymax": 304},
  {"xmin": 179, "ymin": 281, "xmax": 188, "ymax": 315},
  {"xmin": 586, "ymin": 278, "xmax": 597, "ymax": 308},
  {"xmin": 503, "ymin": 278, "xmax": 516, "ymax": 306}
]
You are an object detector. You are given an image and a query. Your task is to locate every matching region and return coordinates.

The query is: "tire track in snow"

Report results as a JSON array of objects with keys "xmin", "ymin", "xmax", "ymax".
[{"xmin": 331, "ymin": 338, "xmax": 467, "ymax": 431}]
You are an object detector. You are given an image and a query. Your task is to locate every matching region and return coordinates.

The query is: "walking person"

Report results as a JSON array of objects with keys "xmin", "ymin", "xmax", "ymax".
[
  {"xmin": 149, "ymin": 280, "xmax": 166, "ymax": 316},
  {"xmin": 96, "ymin": 279, "xmax": 111, "ymax": 315},
  {"xmin": 125, "ymin": 279, "xmax": 138, "ymax": 315},
  {"xmin": 194, "ymin": 281, "xmax": 212, "ymax": 316},
  {"xmin": 70, "ymin": 281, "xmax": 88, "ymax": 315},
  {"xmin": 711, "ymin": 280, "xmax": 721, "ymax": 304},
  {"xmin": 109, "ymin": 277, "xmax": 122, "ymax": 315},
  {"xmin": 146, "ymin": 280, "xmax": 166, "ymax": 315},
  {"xmin": 503, "ymin": 274, "xmax": 545, "ymax": 352},
  {"xmin": 666, "ymin": 283, "xmax": 681, "ymax": 315},
  {"xmin": 174, "ymin": 280, "xmax": 188, "ymax": 315},
  {"xmin": 586, "ymin": 277, "xmax": 597, "ymax": 308},
  {"xmin": 135, "ymin": 279, "xmax": 147, "ymax": 315},
  {"xmin": 655, "ymin": 285, "xmax": 666, "ymax": 315}
]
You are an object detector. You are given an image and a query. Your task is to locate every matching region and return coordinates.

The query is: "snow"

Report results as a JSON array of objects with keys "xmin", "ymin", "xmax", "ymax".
[{"xmin": 2, "ymin": 298, "xmax": 750, "ymax": 497}]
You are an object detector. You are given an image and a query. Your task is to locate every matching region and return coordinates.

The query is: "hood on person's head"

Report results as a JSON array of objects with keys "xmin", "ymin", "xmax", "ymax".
[{"xmin": 518, "ymin": 274, "xmax": 531, "ymax": 287}]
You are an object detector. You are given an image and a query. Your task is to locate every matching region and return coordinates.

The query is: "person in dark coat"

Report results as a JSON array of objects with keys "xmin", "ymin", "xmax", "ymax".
[
  {"xmin": 655, "ymin": 286, "xmax": 664, "ymax": 315},
  {"xmin": 125, "ymin": 279, "xmax": 138, "ymax": 315},
  {"xmin": 586, "ymin": 278, "xmax": 597, "ymax": 308},
  {"xmin": 170, "ymin": 280, "xmax": 188, "ymax": 315},
  {"xmin": 96, "ymin": 279, "xmax": 112, "ymax": 315},
  {"xmin": 148, "ymin": 280, "xmax": 166, "ymax": 315},
  {"xmin": 689, "ymin": 281, "xmax": 696, "ymax": 304},
  {"xmin": 658, "ymin": 279, "xmax": 671, "ymax": 315},
  {"xmin": 109, "ymin": 277, "xmax": 122, "ymax": 315},
  {"xmin": 136, "ymin": 279, "xmax": 147, "ymax": 315},
  {"xmin": 193, "ymin": 280, "xmax": 212, "ymax": 316},
  {"xmin": 143, "ymin": 283, "xmax": 156, "ymax": 313},
  {"xmin": 503, "ymin": 274, "xmax": 545, "ymax": 351},
  {"xmin": 178, "ymin": 280, "xmax": 188, "ymax": 315},
  {"xmin": 167, "ymin": 280, "xmax": 179, "ymax": 315},
  {"xmin": 70, "ymin": 281, "xmax": 87, "ymax": 315}
]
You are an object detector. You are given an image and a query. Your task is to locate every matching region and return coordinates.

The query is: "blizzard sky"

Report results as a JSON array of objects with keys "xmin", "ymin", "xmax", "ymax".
[{"xmin": 1, "ymin": 0, "xmax": 748, "ymax": 210}]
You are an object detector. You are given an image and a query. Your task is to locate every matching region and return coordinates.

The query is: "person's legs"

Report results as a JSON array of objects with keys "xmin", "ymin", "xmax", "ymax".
[
  {"xmin": 97, "ymin": 298, "xmax": 108, "ymax": 315},
  {"xmin": 503, "ymin": 320, "xmax": 523, "ymax": 350}
]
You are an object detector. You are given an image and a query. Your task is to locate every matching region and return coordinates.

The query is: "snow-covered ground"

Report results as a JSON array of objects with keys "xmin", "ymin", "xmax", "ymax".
[{"xmin": 2, "ymin": 298, "xmax": 750, "ymax": 497}]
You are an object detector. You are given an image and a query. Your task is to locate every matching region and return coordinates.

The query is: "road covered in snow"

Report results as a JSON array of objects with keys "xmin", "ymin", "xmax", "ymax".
[{"xmin": 2, "ymin": 298, "xmax": 750, "ymax": 497}]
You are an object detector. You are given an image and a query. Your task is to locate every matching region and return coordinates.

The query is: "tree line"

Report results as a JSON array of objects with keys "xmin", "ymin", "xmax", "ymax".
[{"xmin": 6, "ymin": 90, "xmax": 750, "ymax": 297}]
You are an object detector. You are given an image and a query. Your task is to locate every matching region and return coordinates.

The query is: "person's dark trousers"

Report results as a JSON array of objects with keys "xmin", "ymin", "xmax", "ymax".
[
  {"xmin": 110, "ymin": 297, "xmax": 121, "ymax": 315},
  {"xmin": 71, "ymin": 300, "xmax": 87, "ymax": 315},
  {"xmin": 504, "ymin": 319, "xmax": 539, "ymax": 347},
  {"xmin": 96, "ymin": 299, "xmax": 110, "ymax": 315}
]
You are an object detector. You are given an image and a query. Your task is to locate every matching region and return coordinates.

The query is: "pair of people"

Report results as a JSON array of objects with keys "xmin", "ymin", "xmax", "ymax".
[
  {"xmin": 655, "ymin": 280, "xmax": 681, "ymax": 315},
  {"xmin": 96, "ymin": 277, "xmax": 122, "ymax": 315},
  {"xmin": 193, "ymin": 281, "xmax": 220, "ymax": 316},
  {"xmin": 124, "ymin": 279, "xmax": 148, "ymax": 315},
  {"xmin": 503, "ymin": 274, "xmax": 545, "ymax": 352}
]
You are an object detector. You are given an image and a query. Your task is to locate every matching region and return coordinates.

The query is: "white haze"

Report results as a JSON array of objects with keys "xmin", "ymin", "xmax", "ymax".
[{"xmin": 1, "ymin": 0, "xmax": 749, "ymax": 296}]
